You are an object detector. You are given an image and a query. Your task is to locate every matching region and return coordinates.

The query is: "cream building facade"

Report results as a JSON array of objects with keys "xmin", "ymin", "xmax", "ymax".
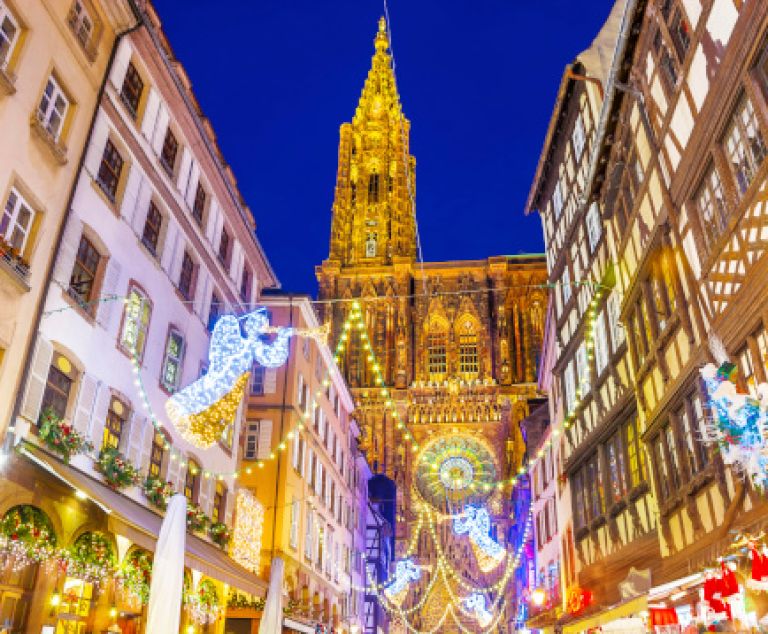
[
  {"xmin": 0, "ymin": 0, "xmax": 136, "ymax": 447},
  {"xmin": 0, "ymin": 1, "xmax": 278, "ymax": 632}
]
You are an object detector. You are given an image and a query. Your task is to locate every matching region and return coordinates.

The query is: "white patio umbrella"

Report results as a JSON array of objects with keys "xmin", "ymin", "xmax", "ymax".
[
  {"xmin": 259, "ymin": 557, "xmax": 285, "ymax": 634},
  {"xmin": 146, "ymin": 494, "xmax": 187, "ymax": 634}
]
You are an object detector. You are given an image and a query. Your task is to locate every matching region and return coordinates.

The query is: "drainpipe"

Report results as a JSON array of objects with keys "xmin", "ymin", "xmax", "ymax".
[
  {"xmin": 3, "ymin": 3, "xmax": 144, "ymax": 459},
  {"xmin": 565, "ymin": 68, "xmax": 604, "ymax": 100}
]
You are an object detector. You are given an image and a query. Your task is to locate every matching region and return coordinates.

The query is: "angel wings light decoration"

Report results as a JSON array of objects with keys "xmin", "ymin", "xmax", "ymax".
[{"xmin": 165, "ymin": 309, "xmax": 294, "ymax": 449}]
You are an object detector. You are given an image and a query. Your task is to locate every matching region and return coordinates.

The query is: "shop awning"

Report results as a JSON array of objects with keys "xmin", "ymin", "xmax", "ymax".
[
  {"xmin": 21, "ymin": 444, "xmax": 267, "ymax": 597},
  {"xmin": 562, "ymin": 596, "xmax": 647, "ymax": 634},
  {"xmin": 283, "ymin": 616, "xmax": 316, "ymax": 633}
]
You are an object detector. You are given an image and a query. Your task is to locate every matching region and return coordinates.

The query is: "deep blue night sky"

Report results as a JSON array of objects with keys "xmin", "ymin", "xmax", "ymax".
[{"xmin": 152, "ymin": 0, "xmax": 615, "ymax": 293}]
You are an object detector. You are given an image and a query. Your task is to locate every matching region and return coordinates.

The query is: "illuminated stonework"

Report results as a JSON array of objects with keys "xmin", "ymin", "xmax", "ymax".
[{"xmin": 316, "ymin": 17, "xmax": 547, "ymax": 632}]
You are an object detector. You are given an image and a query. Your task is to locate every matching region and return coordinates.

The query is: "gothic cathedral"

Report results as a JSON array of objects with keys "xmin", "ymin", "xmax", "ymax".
[{"xmin": 316, "ymin": 18, "xmax": 548, "ymax": 631}]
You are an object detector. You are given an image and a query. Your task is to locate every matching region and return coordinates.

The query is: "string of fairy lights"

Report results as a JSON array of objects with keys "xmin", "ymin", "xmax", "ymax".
[
  {"xmin": 41, "ymin": 274, "xmax": 608, "ymax": 488},
  {"xmin": 41, "ymin": 279, "xmax": 601, "ymax": 317},
  {"xmin": 351, "ymin": 495, "xmax": 534, "ymax": 634}
]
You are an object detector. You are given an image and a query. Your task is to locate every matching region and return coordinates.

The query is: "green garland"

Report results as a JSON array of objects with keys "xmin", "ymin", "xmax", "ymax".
[
  {"xmin": 96, "ymin": 447, "xmax": 140, "ymax": 489},
  {"xmin": 119, "ymin": 549, "xmax": 153, "ymax": 605},
  {"xmin": 186, "ymin": 502, "xmax": 209, "ymax": 533},
  {"xmin": 228, "ymin": 591, "xmax": 265, "ymax": 610},
  {"xmin": 142, "ymin": 475, "xmax": 175, "ymax": 510},
  {"xmin": 209, "ymin": 521, "xmax": 230, "ymax": 548},
  {"xmin": 66, "ymin": 531, "xmax": 115, "ymax": 583},
  {"xmin": 0, "ymin": 505, "xmax": 57, "ymax": 561},
  {"xmin": 38, "ymin": 408, "xmax": 93, "ymax": 463}
]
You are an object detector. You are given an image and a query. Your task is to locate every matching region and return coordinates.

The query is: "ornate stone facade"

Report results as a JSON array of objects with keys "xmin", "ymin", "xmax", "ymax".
[{"xmin": 316, "ymin": 19, "xmax": 547, "ymax": 632}]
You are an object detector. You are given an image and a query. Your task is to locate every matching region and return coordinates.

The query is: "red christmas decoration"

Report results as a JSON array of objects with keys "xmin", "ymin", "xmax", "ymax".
[{"xmin": 747, "ymin": 543, "xmax": 768, "ymax": 592}]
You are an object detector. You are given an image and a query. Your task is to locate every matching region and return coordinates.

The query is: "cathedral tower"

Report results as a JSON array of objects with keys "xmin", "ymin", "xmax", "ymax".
[
  {"xmin": 317, "ymin": 18, "xmax": 548, "ymax": 633},
  {"xmin": 328, "ymin": 17, "xmax": 417, "ymax": 267}
]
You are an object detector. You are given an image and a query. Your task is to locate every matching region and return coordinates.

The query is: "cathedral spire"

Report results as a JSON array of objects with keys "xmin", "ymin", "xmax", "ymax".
[{"xmin": 326, "ymin": 17, "xmax": 417, "ymax": 268}]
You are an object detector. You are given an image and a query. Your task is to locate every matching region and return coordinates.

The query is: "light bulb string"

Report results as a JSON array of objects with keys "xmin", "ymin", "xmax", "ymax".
[
  {"xmin": 42, "ymin": 278, "xmax": 606, "ymax": 318},
  {"xmin": 376, "ymin": 506, "xmax": 532, "ymax": 634},
  {"xmin": 357, "ymin": 499, "xmax": 532, "ymax": 615}
]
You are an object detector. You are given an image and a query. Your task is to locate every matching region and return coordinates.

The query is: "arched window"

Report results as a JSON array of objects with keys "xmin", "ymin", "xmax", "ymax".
[
  {"xmin": 185, "ymin": 459, "xmax": 200, "ymax": 503},
  {"xmin": 212, "ymin": 481, "xmax": 227, "ymax": 524},
  {"xmin": 41, "ymin": 352, "xmax": 78, "ymax": 422},
  {"xmin": 427, "ymin": 326, "xmax": 447, "ymax": 379},
  {"xmin": 103, "ymin": 396, "xmax": 129, "ymax": 450},
  {"xmin": 457, "ymin": 319, "xmax": 479, "ymax": 377},
  {"xmin": 149, "ymin": 429, "xmax": 167, "ymax": 478}
]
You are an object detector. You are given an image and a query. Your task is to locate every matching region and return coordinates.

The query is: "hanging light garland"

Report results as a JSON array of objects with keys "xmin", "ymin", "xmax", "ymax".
[{"xmin": 343, "ymin": 283, "xmax": 606, "ymax": 497}]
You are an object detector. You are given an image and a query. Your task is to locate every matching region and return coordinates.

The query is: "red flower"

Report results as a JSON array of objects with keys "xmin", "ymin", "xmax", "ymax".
[{"xmin": 10, "ymin": 533, "xmax": 17, "ymax": 540}]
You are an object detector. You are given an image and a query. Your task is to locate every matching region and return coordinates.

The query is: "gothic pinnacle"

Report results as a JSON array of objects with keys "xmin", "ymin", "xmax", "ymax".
[{"xmin": 375, "ymin": 16, "xmax": 389, "ymax": 52}]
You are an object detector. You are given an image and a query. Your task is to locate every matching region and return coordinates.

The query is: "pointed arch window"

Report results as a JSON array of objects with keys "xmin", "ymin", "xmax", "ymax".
[
  {"xmin": 458, "ymin": 319, "xmax": 479, "ymax": 377},
  {"xmin": 427, "ymin": 325, "xmax": 447, "ymax": 378},
  {"xmin": 368, "ymin": 173, "xmax": 380, "ymax": 203}
]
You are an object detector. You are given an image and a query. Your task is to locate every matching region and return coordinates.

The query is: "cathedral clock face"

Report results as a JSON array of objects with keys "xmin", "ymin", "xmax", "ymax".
[{"xmin": 415, "ymin": 436, "xmax": 498, "ymax": 509}]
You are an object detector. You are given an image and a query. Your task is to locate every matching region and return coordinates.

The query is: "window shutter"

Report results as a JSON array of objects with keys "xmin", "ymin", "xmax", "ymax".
[
  {"xmin": 51, "ymin": 216, "xmax": 83, "ymax": 287},
  {"xmin": 127, "ymin": 413, "xmax": 147, "ymax": 465},
  {"xmin": 193, "ymin": 269, "xmax": 209, "ymax": 318},
  {"xmin": 205, "ymin": 198, "xmax": 219, "ymax": 243},
  {"xmin": 160, "ymin": 219, "xmax": 179, "ymax": 276},
  {"xmin": 151, "ymin": 103, "xmax": 170, "ymax": 156},
  {"xmin": 167, "ymin": 457, "xmax": 182, "ymax": 494},
  {"xmin": 88, "ymin": 384, "xmax": 111, "ymax": 452},
  {"xmin": 264, "ymin": 369, "xmax": 277, "ymax": 394},
  {"xmin": 73, "ymin": 373, "xmax": 98, "ymax": 435},
  {"xmin": 291, "ymin": 432, "xmax": 300, "ymax": 470},
  {"xmin": 257, "ymin": 419, "xmax": 272, "ymax": 460},
  {"xmin": 109, "ymin": 39, "xmax": 132, "ymax": 89},
  {"xmin": 138, "ymin": 423, "xmax": 153, "ymax": 472},
  {"xmin": 176, "ymin": 147, "xmax": 193, "ymax": 194},
  {"xmin": 130, "ymin": 176, "xmax": 152, "ymax": 235},
  {"xmin": 120, "ymin": 163, "xmax": 142, "ymax": 222},
  {"xmin": 140, "ymin": 88, "xmax": 161, "ymax": 140},
  {"xmin": 20, "ymin": 336, "xmax": 53, "ymax": 424},
  {"xmin": 84, "ymin": 118, "xmax": 110, "ymax": 178},
  {"xmin": 198, "ymin": 476, "xmax": 212, "ymax": 513},
  {"xmin": 97, "ymin": 257, "xmax": 123, "ymax": 331},
  {"xmin": 185, "ymin": 161, "xmax": 200, "ymax": 208},
  {"xmin": 231, "ymin": 242, "xmax": 243, "ymax": 285}
]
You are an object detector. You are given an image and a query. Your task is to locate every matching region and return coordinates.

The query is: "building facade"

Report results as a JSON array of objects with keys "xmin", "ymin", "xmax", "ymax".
[
  {"xmin": 316, "ymin": 18, "xmax": 548, "ymax": 633},
  {"xmin": 0, "ymin": 0, "xmax": 135, "ymax": 448},
  {"xmin": 529, "ymin": 0, "xmax": 768, "ymax": 630},
  {"xmin": 236, "ymin": 294, "xmax": 366, "ymax": 634},
  {"xmin": 2, "ymin": 1, "xmax": 278, "ymax": 632}
]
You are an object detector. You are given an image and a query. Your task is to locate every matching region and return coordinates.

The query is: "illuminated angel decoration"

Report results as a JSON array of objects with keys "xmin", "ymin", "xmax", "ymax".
[
  {"xmin": 166, "ymin": 308, "xmax": 294, "ymax": 448},
  {"xmin": 464, "ymin": 593, "xmax": 493, "ymax": 628},
  {"xmin": 383, "ymin": 558, "xmax": 421, "ymax": 606},
  {"xmin": 453, "ymin": 505, "xmax": 506, "ymax": 572},
  {"xmin": 700, "ymin": 360, "xmax": 768, "ymax": 488}
]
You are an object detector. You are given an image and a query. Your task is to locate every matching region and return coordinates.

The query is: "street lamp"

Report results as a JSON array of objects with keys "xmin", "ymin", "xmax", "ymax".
[{"xmin": 531, "ymin": 588, "xmax": 547, "ymax": 607}]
